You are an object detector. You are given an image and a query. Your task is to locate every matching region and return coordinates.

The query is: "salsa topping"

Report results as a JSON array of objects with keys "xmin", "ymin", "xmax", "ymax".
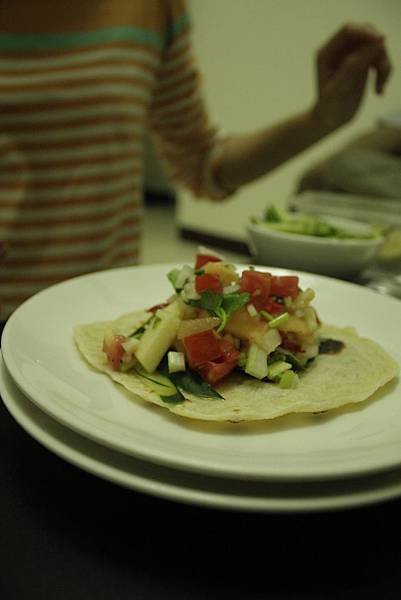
[{"xmin": 102, "ymin": 248, "xmax": 342, "ymax": 400}]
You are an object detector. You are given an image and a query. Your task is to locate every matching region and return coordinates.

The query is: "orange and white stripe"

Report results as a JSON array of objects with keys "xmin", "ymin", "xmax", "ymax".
[{"xmin": 0, "ymin": 1, "xmax": 228, "ymax": 319}]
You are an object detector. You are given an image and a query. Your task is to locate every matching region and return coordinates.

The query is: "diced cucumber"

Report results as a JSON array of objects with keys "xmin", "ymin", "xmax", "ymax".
[
  {"xmin": 134, "ymin": 365, "xmax": 178, "ymax": 397},
  {"xmin": 245, "ymin": 344, "xmax": 268, "ymax": 380},
  {"xmin": 267, "ymin": 360, "xmax": 292, "ymax": 380},
  {"xmin": 279, "ymin": 370, "xmax": 300, "ymax": 389}
]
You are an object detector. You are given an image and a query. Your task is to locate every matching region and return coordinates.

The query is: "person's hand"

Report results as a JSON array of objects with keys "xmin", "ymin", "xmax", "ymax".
[{"xmin": 312, "ymin": 23, "xmax": 392, "ymax": 133}]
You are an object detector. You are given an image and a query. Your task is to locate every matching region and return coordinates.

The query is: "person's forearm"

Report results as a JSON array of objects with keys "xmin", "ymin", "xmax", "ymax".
[{"xmin": 213, "ymin": 106, "xmax": 332, "ymax": 192}]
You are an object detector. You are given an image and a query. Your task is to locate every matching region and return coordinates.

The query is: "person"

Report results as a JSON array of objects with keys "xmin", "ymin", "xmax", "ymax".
[{"xmin": 0, "ymin": 0, "xmax": 392, "ymax": 325}]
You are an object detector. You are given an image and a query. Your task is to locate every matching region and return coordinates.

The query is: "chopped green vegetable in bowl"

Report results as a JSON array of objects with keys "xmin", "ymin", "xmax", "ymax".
[
  {"xmin": 248, "ymin": 205, "xmax": 384, "ymax": 278},
  {"xmin": 253, "ymin": 204, "xmax": 381, "ymax": 240}
]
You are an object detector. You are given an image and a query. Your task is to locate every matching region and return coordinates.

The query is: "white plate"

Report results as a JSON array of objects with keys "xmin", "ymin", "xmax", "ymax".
[
  {"xmin": 3, "ymin": 357, "xmax": 401, "ymax": 513},
  {"xmin": 2, "ymin": 264, "xmax": 401, "ymax": 481}
]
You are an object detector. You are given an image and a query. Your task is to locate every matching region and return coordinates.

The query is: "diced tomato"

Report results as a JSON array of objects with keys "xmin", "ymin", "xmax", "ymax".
[
  {"xmin": 103, "ymin": 334, "xmax": 126, "ymax": 371},
  {"xmin": 264, "ymin": 298, "xmax": 284, "ymax": 315},
  {"xmin": 195, "ymin": 273, "xmax": 222, "ymax": 294},
  {"xmin": 270, "ymin": 275, "xmax": 299, "ymax": 298},
  {"xmin": 280, "ymin": 333, "xmax": 302, "ymax": 353},
  {"xmin": 147, "ymin": 302, "xmax": 169, "ymax": 313},
  {"xmin": 183, "ymin": 329, "xmax": 240, "ymax": 384},
  {"xmin": 197, "ymin": 338, "xmax": 240, "ymax": 385},
  {"xmin": 195, "ymin": 254, "xmax": 222, "ymax": 269},
  {"xmin": 182, "ymin": 329, "xmax": 223, "ymax": 369},
  {"xmin": 198, "ymin": 357, "xmax": 237, "ymax": 385},
  {"xmin": 239, "ymin": 270, "xmax": 271, "ymax": 311},
  {"xmin": 219, "ymin": 335, "xmax": 240, "ymax": 360}
]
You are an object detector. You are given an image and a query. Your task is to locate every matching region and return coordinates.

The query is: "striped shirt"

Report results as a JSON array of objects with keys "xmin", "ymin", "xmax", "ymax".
[{"xmin": 0, "ymin": 0, "xmax": 227, "ymax": 319}]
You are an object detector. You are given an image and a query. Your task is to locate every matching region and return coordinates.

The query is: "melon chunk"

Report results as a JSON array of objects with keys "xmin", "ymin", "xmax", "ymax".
[{"xmin": 135, "ymin": 303, "xmax": 181, "ymax": 372}]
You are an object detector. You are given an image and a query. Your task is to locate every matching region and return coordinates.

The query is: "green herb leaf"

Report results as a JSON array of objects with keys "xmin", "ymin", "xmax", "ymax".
[
  {"xmin": 215, "ymin": 307, "xmax": 227, "ymax": 333},
  {"xmin": 189, "ymin": 291, "xmax": 223, "ymax": 313},
  {"xmin": 318, "ymin": 338, "xmax": 345, "ymax": 354},
  {"xmin": 167, "ymin": 268, "xmax": 180, "ymax": 288},
  {"xmin": 158, "ymin": 357, "xmax": 223, "ymax": 400},
  {"xmin": 129, "ymin": 315, "xmax": 152, "ymax": 338},
  {"xmin": 189, "ymin": 290, "xmax": 249, "ymax": 320},
  {"xmin": 172, "ymin": 370, "xmax": 224, "ymax": 399},
  {"xmin": 222, "ymin": 292, "xmax": 250, "ymax": 316},
  {"xmin": 129, "ymin": 324, "xmax": 147, "ymax": 338},
  {"xmin": 268, "ymin": 349, "xmax": 309, "ymax": 371},
  {"xmin": 160, "ymin": 391, "xmax": 186, "ymax": 404}
]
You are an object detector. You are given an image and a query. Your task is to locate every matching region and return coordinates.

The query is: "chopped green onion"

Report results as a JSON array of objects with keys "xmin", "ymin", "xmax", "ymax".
[
  {"xmin": 260, "ymin": 309, "xmax": 273, "ymax": 322},
  {"xmin": 247, "ymin": 303, "xmax": 258, "ymax": 318},
  {"xmin": 268, "ymin": 312, "xmax": 289, "ymax": 328}
]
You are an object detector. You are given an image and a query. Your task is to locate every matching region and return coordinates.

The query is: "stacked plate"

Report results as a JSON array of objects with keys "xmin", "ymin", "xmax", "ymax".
[{"xmin": 1, "ymin": 264, "xmax": 401, "ymax": 512}]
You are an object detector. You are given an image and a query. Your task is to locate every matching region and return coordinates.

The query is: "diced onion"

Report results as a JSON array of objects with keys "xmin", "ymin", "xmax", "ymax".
[
  {"xmin": 175, "ymin": 264, "xmax": 194, "ymax": 290},
  {"xmin": 302, "ymin": 342, "xmax": 319, "ymax": 359},
  {"xmin": 197, "ymin": 245, "xmax": 224, "ymax": 260},
  {"xmin": 284, "ymin": 296, "xmax": 293, "ymax": 309},
  {"xmin": 304, "ymin": 307, "xmax": 319, "ymax": 332},
  {"xmin": 259, "ymin": 328, "xmax": 281, "ymax": 353},
  {"xmin": 122, "ymin": 338, "xmax": 140, "ymax": 354},
  {"xmin": 182, "ymin": 281, "xmax": 200, "ymax": 301},
  {"xmin": 223, "ymin": 284, "xmax": 240, "ymax": 294},
  {"xmin": 293, "ymin": 287, "xmax": 315, "ymax": 309},
  {"xmin": 168, "ymin": 351, "xmax": 186, "ymax": 373},
  {"xmin": 247, "ymin": 303, "xmax": 258, "ymax": 317}
]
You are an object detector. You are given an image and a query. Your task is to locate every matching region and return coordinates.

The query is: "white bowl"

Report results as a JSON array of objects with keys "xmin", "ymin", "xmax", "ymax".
[{"xmin": 247, "ymin": 215, "xmax": 383, "ymax": 278}]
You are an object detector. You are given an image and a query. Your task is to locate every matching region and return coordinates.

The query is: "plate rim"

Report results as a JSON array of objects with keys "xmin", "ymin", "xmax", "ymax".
[{"xmin": 3, "ymin": 355, "xmax": 401, "ymax": 513}]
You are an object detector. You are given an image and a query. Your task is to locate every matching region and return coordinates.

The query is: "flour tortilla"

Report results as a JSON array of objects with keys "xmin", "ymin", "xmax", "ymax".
[{"xmin": 74, "ymin": 310, "xmax": 399, "ymax": 422}]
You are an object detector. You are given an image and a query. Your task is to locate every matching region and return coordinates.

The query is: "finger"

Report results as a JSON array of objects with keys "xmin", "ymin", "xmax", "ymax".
[
  {"xmin": 327, "ymin": 22, "xmax": 385, "ymax": 53},
  {"xmin": 318, "ymin": 22, "xmax": 385, "ymax": 70},
  {"xmin": 325, "ymin": 38, "xmax": 391, "ymax": 97},
  {"xmin": 374, "ymin": 47, "xmax": 392, "ymax": 94},
  {"xmin": 332, "ymin": 44, "xmax": 378, "ymax": 94},
  {"xmin": 352, "ymin": 40, "xmax": 392, "ymax": 94}
]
